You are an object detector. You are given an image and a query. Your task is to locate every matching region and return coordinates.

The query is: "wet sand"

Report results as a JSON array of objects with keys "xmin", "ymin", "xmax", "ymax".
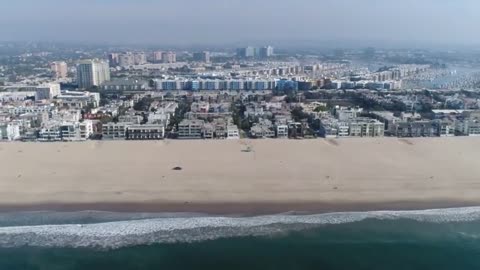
[{"xmin": 0, "ymin": 138, "xmax": 479, "ymax": 214}]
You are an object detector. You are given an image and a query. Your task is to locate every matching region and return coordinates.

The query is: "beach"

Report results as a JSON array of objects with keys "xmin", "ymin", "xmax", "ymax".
[{"xmin": 0, "ymin": 138, "xmax": 480, "ymax": 214}]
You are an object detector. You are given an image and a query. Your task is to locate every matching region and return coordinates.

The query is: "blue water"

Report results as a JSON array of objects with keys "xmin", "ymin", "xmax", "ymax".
[{"xmin": 0, "ymin": 210, "xmax": 480, "ymax": 269}]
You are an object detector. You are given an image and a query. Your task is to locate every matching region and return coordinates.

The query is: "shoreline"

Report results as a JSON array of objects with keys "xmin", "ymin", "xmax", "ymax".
[{"xmin": 0, "ymin": 200, "xmax": 479, "ymax": 215}]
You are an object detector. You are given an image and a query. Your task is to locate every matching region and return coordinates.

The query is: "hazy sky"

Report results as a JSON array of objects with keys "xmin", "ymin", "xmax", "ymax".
[{"xmin": 0, "ymin": 0, "xmax": 479, "ymax": 47}]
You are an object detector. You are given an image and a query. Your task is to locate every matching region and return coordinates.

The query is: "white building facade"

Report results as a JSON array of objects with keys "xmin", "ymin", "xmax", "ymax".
[{"xmin": 77, "ymin": 59, "xmax": 111, "ymax": 89}]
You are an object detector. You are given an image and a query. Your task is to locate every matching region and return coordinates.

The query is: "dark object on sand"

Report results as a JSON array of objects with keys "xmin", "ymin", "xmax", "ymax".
[
  {"xmin": 172, "ymin": 166, "xmax": 183, "ymax": 171},
  {"xmin": 241, "ymin": 146, "xmax": 253, "ymax": 153}
]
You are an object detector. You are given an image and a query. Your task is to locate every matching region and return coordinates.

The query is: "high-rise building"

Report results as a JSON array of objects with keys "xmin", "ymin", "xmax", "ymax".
[
  {"xmin": 254, "ymin": 47, "xmax": 262, "ymax": 58},
  {"xmin": 108, "ymin": 53, "xmax": 120, "ymax": 66},
  {"xmin": 193, "ymin": 51, "xmax": 210, "ymax": 63},
  {"xmin": 237, "ymin": 46, "xmax": 256, "ymax": 58},
  {"xmin": 118, "ymin": 53, "xmax": 135, "ymax": 67},
  {"xmin": 162, "ymin": 51, "xmax": 176, "ymax": 63},
  {"xmin": 246, "ymin": 46, "xmax": 255, "ymax": 57},
  {"xmin": 237, "ymin": 46, "xmax": 272, "ymax": 58},
  {"xmin": 118, "ymin": 52, "xmax": 147, "ymax": 67},
  {"xmin": 76, "ymin": 59, "xmax": 110, "ymax": 89},
  {"xmin": 133, "ymin": 52, "xmax": 147, "ymax": 65},
  {"xmin": 153, "ymin": 51, "xmax": 163, "ymax": 63},
  {"xmin": 259, "ymin": 46, "xmax": 274, "ymax": 58},
  {"xmin": 236, "ymin": 48, "xmax": 245, "ymax": 58},
  {"xmin": 50, "ymin": 61, "xmax": 68, "ymax": 79}
]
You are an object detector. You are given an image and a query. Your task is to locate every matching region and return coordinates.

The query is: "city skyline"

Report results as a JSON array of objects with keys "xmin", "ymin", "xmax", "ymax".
[{"xmin": 1, "ymin": 0, "xmax": 480, "ymax": 47}]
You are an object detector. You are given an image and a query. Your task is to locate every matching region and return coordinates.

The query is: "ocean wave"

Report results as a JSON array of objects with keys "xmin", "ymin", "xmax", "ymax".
[{"xmin": 1, "ymin": 207, "xmax": 480, "ymax": 249}]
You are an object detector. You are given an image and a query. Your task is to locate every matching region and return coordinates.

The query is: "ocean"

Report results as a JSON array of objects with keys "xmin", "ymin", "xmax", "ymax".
[{"xmin": 0, "ymin": 208, "xmax": 480, "ymax": 269}]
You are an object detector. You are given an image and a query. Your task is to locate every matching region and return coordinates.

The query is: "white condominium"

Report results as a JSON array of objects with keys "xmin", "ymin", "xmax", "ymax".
[{"xmin": 76, "ymin": 59, "xmax": 111, "ymax": 89}]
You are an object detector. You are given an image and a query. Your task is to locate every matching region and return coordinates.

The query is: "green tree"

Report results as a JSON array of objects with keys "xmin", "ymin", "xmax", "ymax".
[
  {"xmin": 291, "ymin": 107, "xmax": 309, "ymax": 122},
  {"xmin": 314, "ymin": 105, "xmax": 328, "ymax": 112}
]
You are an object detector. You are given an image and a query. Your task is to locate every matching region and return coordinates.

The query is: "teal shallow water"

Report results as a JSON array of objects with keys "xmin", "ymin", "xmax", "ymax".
[{"xmin": 1, "ymin": 218, "xmax": 480, "ymax": 270}]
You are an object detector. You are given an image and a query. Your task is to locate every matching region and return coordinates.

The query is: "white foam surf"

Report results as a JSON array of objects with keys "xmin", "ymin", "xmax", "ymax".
[{"xmin": 0, "ymin": 207, "xmax": 479, "ymax": 249}]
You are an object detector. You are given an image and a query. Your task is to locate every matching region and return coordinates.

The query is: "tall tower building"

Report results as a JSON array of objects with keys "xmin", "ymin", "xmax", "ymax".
[
  {"xmin": 118, "ymin": 52, "xmax": 135, "ymax": 67},
  {"xmin": 236, "ymin": 46, "xmax": 256, "ymax": 58},
  {"xmin": 108, "ymin": 53, "xmax": 120, "ymax": 66},
  {"xmin": 76, "ymin": 59, "xmax": 110, "ymax": 89},
  {"xmin": 258, "ymin": 46, "xmax": 274, "ymax": 58},
  {"xmin": 262, "ymin": 46, "xmax": 274, "ymax": 58},
  {"xmin": 153, "ymin": 51, "xmax": 163, "ymax": 63},
  {"xmin": 50, "ymin": 61, "xmax": 68, "ymax": 79},
  {"xmin": 162, "ymin": 52, "xmax": 176, "ymax": 63},
  {"xmin": 193, "ymin": 51, "xmax": 210, "ymax": 63},
  {"xmin": 245, "ymin": 46, "xmax": 255, "ymax": 57},
  {"xmin": 133, "ymin": 52, "xmax": 147, "ymax": 65}
]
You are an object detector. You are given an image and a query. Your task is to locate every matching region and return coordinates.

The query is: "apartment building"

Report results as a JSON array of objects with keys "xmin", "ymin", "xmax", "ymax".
[
  {"xmin": 0, "ymin": 123, "xmax": 21, "ymax": 141},
  {"xmin": 126, "ymin": 124, "xmax": 164, "ymax": 140},
  {"xmin": 456, "ymin": 119, "xmax": 480, "ymax": 136},
  {"xmin": 348, "ymin": 118, "xmax": 385, "ymax": 137},
  {"xmin": 102, "ymin": 122, "xmax": 130, "ymax": 140},
  {"xmin": 393, "ymin": 121, "xmax": 438, "ymax": 137},
  {"xmin": 38, "ymin": 126, "xmax": 62, "ymax": 142},
  {"xmin": 178, "ymin": 119, "xmax": 205, "ymax": 139},
  {"xmin": 77, "ymin": 59, "xmax": 110, "ymax": 89},
  {"xmin": 276, "ymin": 124, "xmax": 289, "ymax": 138},
  {"xmin": 227, "ymin": 125, "xmax": 240, "ymax": 139}
]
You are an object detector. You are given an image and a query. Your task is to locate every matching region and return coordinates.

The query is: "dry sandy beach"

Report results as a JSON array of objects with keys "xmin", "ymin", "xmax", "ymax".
[{"xmin": 0, "ymin": 138, "xmax": 480, "ymax": 214}]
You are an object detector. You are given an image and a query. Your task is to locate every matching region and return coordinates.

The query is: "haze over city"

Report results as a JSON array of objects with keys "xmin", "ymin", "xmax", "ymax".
[
  {"xmin": 3, "ymin": 1, "xmax": 480, "ymax": 269},
  {"xmin": 1, "ymin": 0, "xmax": 480, "ymax": 47}
]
